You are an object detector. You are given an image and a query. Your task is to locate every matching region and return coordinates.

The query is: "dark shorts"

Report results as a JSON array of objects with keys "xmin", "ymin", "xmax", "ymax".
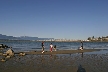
[{"xmin": 42, "ymin": 46, "xmax": 44, "ymax": 51}]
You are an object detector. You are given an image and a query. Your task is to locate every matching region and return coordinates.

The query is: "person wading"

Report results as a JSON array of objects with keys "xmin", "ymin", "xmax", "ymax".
[
  {"xmin": 50, "ymin": 43, "xmax": 53, "ymax": 52},
  {"xmin": 41, "ymin": 42, "xmax": 45, "ymax": 53}
]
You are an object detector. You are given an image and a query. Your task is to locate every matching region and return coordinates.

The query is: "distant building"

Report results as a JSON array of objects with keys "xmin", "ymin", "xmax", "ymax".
[
  {"xmin": 102, "ymin": 36, "xmax": 108, "ymax": 41},
  {"xmin": 87, "ymin": 36, "xmax": 108, "ymax": 41}
]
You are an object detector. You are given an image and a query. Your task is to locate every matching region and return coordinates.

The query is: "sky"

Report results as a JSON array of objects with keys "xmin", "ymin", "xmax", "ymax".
[{"xmin": 0, "ymin": 0, "xmax": 108, "ymax": 40}]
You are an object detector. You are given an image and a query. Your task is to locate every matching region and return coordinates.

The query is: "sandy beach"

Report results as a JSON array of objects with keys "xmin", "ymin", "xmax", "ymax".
[{"xmin": 0, "ymin": 49, "xmax": 108, "ymax": 72}]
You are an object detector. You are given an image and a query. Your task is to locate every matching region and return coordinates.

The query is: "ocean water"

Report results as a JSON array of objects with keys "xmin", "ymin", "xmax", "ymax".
[{"xmin": 0, "ymin": 41, "xmax": 108, "ymax": 52}]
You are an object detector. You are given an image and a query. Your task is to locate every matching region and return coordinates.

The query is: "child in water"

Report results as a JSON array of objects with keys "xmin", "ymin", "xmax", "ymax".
[
  {"xmin": 54, "ymin": 45, "xmax": 56, "ymax": 51},
  {"xmin": 50, "ymin": 43, "xmax": 53, "ymax": 52}
]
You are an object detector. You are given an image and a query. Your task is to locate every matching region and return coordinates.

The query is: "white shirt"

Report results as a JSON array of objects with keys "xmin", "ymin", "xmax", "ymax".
[{"xmin": 50, "ymin": 44, "xmax": 53, "ymax": 48}]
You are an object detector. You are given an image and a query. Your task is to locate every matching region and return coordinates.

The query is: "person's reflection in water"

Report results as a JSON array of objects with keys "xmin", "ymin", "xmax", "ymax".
[
  {"xmin": 81, "ymin": 52, "xmax": 83, "ymax": 58},
  {"xmin": 49, "ymin": 54, "xmax": 57, "ymax": 59},
  {"xmin": 53, "ymin": 54, "xmax": 57, "ymax": 60},
  {"xmin": 78, "ymin": 52, "xmax": 84, "ymax": 58},
  {"xmin": 50, "ymin": 54, "xmax": 53, "ymax": 58},
  {"xmin": 69, "ymin": 54, "xmax": 71, "ymax": 56}
]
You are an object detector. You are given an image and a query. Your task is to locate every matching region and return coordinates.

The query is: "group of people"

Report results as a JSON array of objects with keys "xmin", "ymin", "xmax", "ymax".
[
  {"xmin": 41, "ymin": 42, "xmax": 56, "ymax": 53},
  {"xmin": 41, "ymin": 41, "xmax": 83, "ymax": 53}
]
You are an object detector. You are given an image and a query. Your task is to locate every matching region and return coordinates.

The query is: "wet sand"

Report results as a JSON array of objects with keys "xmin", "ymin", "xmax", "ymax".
[
  {"xmin": 0, "ymin": 49, "xmax": 108, "ymax": 72},
  {"xmin": 15, "ymin": 49, "xmax": 101, "ymax": 55}
]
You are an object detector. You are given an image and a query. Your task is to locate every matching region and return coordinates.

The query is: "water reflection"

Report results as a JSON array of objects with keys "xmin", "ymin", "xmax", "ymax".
[
  {"xmin": 81, "ymin": 52, "xmax": 84, "ymax": 58},
  {"xmin": 78, "ymin": 52, "xmax": 84, "ymax": 58}
]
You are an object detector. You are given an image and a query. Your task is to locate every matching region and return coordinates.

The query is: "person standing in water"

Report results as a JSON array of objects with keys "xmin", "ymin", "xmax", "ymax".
[
  {"xmin": 79, "ymin": 41, "xmax": 83, "ymax": 50},
  {"xmin": 54, "ymin": 45, "xmax": 56, "ymax": 51},
  {"xmin": 81, "ymin": 41, "xmax": 83, "ymax": 49},
  {"xmin": 41, "ymin": 41, "xmax": 45, "ymax": 53},
  {"xmin": 50, "ymin": 43, "xmax": 53, "ymax": 52}
]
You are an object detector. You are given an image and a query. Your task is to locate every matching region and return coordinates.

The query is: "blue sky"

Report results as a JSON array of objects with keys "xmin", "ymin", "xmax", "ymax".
[{"xmin": 0, "ymin": 0, "xmax": 108, "ymax": 40}]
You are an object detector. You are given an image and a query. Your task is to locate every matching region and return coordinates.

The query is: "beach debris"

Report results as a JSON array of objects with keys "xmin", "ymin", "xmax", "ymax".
[
  {"xmin": 0, "ymin": 44, "xmax": 11, "ymax": 49},
  {"xmin": 19, "ymin": 52, "xmax": 26, "ymax": 56},
  {"xmin": 1, "ymin": 48, "xmax": 14, "ymax": 60},
  {"xmin": 5, "ymin": 55, "xmax": 11, "ymax": 59},
  {"xmin": 77, "ymin": 64, "xmax": 86, "ymax": 72},
  {"xmin": 0, "ymin": 53, "xmax": 3, "ymax": 55},
  {"xmin": 1, "ymin": 58, "xmax": 6, "ymax": 62},
  {"xmin": 2, "ymin": 53, "xmax": 7, "ymax": 56},
  {"xmin": 6, "ymin": 48, "xmax": 14, "ymax": 56}
]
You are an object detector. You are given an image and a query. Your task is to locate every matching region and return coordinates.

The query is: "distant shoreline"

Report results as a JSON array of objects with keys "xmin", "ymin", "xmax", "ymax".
[{"xmin": 0, "ymin": 39, "xmax": 108, "ymax": 42}]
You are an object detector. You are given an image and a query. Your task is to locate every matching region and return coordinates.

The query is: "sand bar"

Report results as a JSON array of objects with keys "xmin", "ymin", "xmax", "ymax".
[{"xmin": 14, "ymin": 49, "xmax": 101, "ymax": 55}]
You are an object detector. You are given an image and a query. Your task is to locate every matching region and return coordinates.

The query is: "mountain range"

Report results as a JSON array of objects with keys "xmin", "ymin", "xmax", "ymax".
[{"xmin": 0, "ymin": 34, "xmax": 54, "ymax": 40}]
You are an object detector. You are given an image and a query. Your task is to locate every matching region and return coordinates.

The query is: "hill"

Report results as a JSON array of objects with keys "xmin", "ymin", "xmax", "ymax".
[{"xmin": 0, "ymin": 34, "xmax": 54, "ymax": 40}]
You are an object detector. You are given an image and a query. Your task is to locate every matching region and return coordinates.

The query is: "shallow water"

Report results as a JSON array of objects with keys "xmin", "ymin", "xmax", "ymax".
[{"xmin": 0, "ymin": 41, "xmax": 108, "ymax": 52}]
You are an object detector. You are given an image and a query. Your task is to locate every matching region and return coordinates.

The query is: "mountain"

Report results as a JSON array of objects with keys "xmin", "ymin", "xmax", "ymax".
[
  {"xmin": 0, "ymin": 34, "xmax": 17, "ymax": 40},
  {"xmin": 0, "ymin": 34, "xmax": 54, "ymax": 40},
  {"xmin": 16, "ymin": 36, "xmax": 38, "ymax": 40}
]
